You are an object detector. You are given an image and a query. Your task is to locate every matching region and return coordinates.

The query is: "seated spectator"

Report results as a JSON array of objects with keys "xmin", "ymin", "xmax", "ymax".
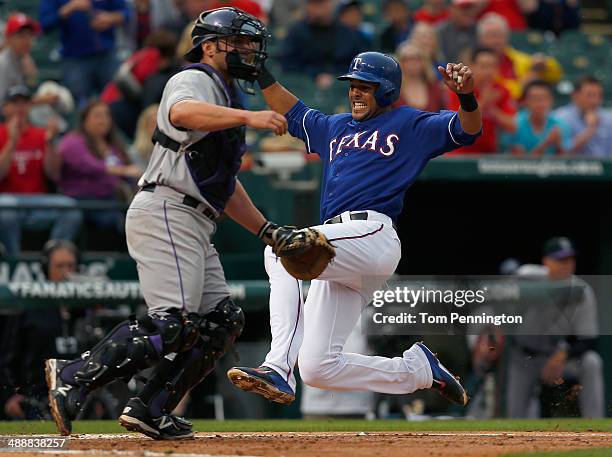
[
  {"xmin": 0, "ymin": 13, "xmax": 40, "ymax": 104},
  {"xmin": 281, "ymin": 0, "xmax": 364, "ymax": 89},
  {"xmin": 394, "ymin": 42, "xmax": 443, "ymax": 112},
  {"xmin": 39, "ymin": 0, "xmax": 132, "ymax": 107},
  {"xmin": 501, "ymin": 80, "xmax": 570, "ymax": 156},
  {"xmin": 0, "ymin": 86, "xmax": 82, "ymax": 256},
  {"xmin": 101, "ymin": 30, "xmax": 178, "ymax": 138},
  {"xmin": 554, "ymin": 76, "xmax": 612, "ymax": 157},
  {"xmin": 437, "ymin": 0, "xmax": 480, "ymax": 63},
  {"xmin": 477, "ymin": 12, "xmax": 563, "ymax": 99},
  {"xmin": 128, "ymin": 103, "xmax": 158, "ymax": 171},
  {"xmin": 0, "ymin": 239, "xmax": 80, "ymax": 420},
  {"xmin": 58, "ymin": 100, "xmax": 140, "ymax": 232},
  {"xmin": 478, "ymin": 0, "xmax": 537, "ymax": 31},
  {"xmin": 413, "ymin": 0, "xmax": 450, "ymax": 25},
  {"xmin": 527, "ymin": 0, "xmax": 580, "ymax": 36},
  {"xmin": 337, "ymin": 0, "xmax": 374, "ymax": 49},
  {"xmin": 446, "ymin": 47, "xmax": 516, "ymax": 154},
  {"xmin": 408, "ymin": 22, "xmax": 445, "ymax": 76},
  {"xmin": 379, "ymin": 0, "xmax": 412, "ymax": 53}
]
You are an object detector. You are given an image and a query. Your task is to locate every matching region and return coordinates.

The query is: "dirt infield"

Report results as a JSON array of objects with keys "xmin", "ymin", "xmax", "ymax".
[{"xmin": 3, "ymin": 432, "xmax": 612, "ymax": 457}]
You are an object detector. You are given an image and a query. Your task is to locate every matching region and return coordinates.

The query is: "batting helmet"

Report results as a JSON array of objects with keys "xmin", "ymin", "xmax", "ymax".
[
  {"xmin": 338, "ymin": 52, "xmax": 402, "ymax": 107},
  {"xmin": 185, "ymin": 7, "xmax": 270, "ymax": 82}
]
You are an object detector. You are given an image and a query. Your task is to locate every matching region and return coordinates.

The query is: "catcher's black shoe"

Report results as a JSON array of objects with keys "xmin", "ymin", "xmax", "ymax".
[
  {"xmin": 119, "ymin": 398, "xmax": 194, "ymax": 440},
  {"xmin": 45, "ymin": 359, "xmax": 83, "ymax": 436},
  {"xmin": 417, "ymin": 343, "xmax": 469, "ymax": 406},
  {"xmin": 227, "ymin": 366, "xmax": 295, "ymax": 404}
]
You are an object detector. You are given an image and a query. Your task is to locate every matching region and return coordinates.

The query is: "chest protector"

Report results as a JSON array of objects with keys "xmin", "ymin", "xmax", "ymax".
[{"xmin": 154, "ymin": 63, "xmax": 246, "ymax": 212}]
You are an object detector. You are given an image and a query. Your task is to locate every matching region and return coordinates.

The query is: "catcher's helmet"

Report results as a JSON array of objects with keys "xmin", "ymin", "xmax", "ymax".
[
  {"xmin": 338, "ymin": 52, "xmax": 402, "ymax": 107},
  {"xmin": 185, "ymin": 7, "xmax": 270, "ymax": 82}
]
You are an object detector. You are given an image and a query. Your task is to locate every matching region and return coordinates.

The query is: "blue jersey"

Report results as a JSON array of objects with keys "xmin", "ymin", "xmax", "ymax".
[{"xmin": 285, "ymin": 101, "xmax": 480, "ymax": 222}]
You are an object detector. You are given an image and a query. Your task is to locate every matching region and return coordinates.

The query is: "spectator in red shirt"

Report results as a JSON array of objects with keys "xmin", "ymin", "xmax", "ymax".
[
  {"xmin": 478, "ymin": 0, "xmax": 537, "ymax": 31},
  {"xmin": 447, "ymin": 47, "xmax": 516, "ymax": 153},
  {"xmin": 413, "ymin": 0, "xmax": 450, "ymax": 25},
  {"xmin": 0, "ymin": 86, "xmax": 82, "ymax": 256},
  {"xmin": 101, "ymin": 30, "xmax": 178, "ymax": 138},
  {"xmin": 394, "ymin": 42, "xmax": 444, "ymax": 112}
]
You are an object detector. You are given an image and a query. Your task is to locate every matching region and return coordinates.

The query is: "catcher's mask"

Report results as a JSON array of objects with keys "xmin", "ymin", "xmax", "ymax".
[{"xmin": 185, "ymin": 7, "xmax": 270, "ymax": 85}]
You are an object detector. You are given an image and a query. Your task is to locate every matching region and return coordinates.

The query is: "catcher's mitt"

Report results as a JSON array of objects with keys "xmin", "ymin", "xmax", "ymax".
[{"xmin": 272, "ymin": 227, "xmax": 335, "ymax": 280}]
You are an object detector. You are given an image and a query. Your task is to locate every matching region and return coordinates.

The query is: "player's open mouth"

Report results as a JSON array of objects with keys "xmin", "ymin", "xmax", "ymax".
[{"xmin": 352, "ymin": 101, "xmax": 367, "ymax": 111}]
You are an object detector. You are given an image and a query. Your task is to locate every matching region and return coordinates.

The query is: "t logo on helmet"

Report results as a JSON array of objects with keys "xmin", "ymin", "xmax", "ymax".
[{"xmin": 352, "ymin": 57, "xmax": 363, "ymax": 71}]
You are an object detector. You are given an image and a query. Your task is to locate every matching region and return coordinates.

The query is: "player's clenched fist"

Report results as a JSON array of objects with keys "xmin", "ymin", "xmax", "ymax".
[
  {"xmin": 246, "ymin": 110, "xmax": 288, "ymax": 136},
  {"xmin": 438, "ymin": 63, "xmax": 474, "ymax": 94}
]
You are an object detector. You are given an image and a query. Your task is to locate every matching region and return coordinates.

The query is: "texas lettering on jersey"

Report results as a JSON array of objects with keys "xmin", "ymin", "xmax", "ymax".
[
  {"xmin": 329, "ymin": 130, "xmax": 400, "ymax": 161},
  {"xmin": 285, "ymin": 101, "xmax": 480, "ymax": 222}
]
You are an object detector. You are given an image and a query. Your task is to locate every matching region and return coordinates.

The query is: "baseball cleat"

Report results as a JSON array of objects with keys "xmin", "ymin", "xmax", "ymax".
[
  {"xmin": 227, "ymin": 366, "xmax": 295, "ymax": 404},
  {"xmin": 45, "ymin": 359, "xmax": 82, "ymax": 436},
  {"xmin": 416, "ymin": 342, "xmax": 469, "ymax": 406},
  {"xmin": 119, "ymin": 398, "xmax": 194, "ymax": 440}
]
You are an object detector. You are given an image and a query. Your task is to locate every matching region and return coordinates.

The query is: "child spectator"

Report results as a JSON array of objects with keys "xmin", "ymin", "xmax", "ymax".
[
  {"xmin": 394, "ymin": 42, "xmax": 443, "ymax": 112},
  {"xmin": 501, "ymin": 80, "xmax": 570, "ymax": 156},
  {"xmin": 0, "ymin": 14, "xmax": 40, "ymax": 104},
  {"xmin": 58, "ymin": 100, "xmax": 140, "ymax": 232},
  {"xmin": 39, "ymin": 0, "xmax": 132, "ymax": 107},
  {"xmin": 379, "ymin": 0, "xmax": 412, "ymax": 53},
  {"xmin": 554, "ymin": 76, "xmax": 612, "ymax": 157},
  {"xmin": 437, "ymin": 0, "xmax": 480, "ymax": 63},
  {"xmin": 128, "ymin": 103, "xmax": 158, "ymax": 171},
  {"xmin": 413, "ymin": 0, "xmax": 450, "ymax": 25},
  {"xmin": 101, "ymin": 30, "xmax": 178, "ymax": 138},
  {"xmin": 477, "ymin": 12, "xmax": 562, "ymax": 99},
  {"xmin": 446, "ymin": 47, "xmax": 516, "ymax": 154},
  {"xmin": 0, "ymin": 86, "xmax": 82, "ymax": 256}
]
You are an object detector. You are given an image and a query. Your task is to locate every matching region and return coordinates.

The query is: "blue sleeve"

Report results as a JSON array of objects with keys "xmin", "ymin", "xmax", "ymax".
[
  {"xmin": 412, "ymin": 109, "xmax": 481, "ymax": 159},
  {"xmin": 285, "ymin": 100, "xmax": 331, "ymax": 157},
  {"xmin": 39, "ymin": 0, "xmax": 61, "ymax": 32},
  {"xmin": 555, "ymin": 118, "xmax": 572, "ymax": 151},
  {"xmin": 111, "ymin": 0, "xmax": 132, "ymax": 22}
]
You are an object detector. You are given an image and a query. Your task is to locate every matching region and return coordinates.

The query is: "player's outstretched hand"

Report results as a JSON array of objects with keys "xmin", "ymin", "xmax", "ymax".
[
  {"xmin": 246, "ymin": 110, "xmax": 288, "ymax": 136},
  {"xmin": 438, "ymin": 63, "xmax": 474, "ymax": 94}
]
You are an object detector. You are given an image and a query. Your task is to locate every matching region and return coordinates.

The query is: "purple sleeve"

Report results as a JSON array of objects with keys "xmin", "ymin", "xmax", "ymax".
[{"xmin": 59, "ymin": 134, "xmax": 108, "ymax": 177}]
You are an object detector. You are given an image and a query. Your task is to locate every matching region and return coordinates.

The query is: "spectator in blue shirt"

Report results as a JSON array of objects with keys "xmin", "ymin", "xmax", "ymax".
[
  {"xmin": 501, "ymin": 80, "xmax": 570, "ymax": 156},
  {"xmin": 554, "ymin": 76, "xmax": 612, "ymax": 158},
  {"xmin": 39, "ymin": 0, "xmax": 131, "ymax": 107},
  {"xmin": 281, "ymin": 0, "xmax": 364, "ymax": 89}
]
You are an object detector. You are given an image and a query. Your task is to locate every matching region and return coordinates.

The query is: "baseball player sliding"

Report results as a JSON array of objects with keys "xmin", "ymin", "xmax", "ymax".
[
  {"xmin": 228, "ymin": 52, "xmax": 482, "ymax": 406},
  {"xmin": 45, "ymin": 7, "xmax": 327, "ymax": 440}
]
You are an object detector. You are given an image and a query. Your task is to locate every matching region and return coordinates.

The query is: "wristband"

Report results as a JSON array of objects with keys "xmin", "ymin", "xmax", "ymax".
[
  {"xmin": 257, "ymin": 220, "xmax": 278, "ymax": 245},
  {"xmin": 458, "ymin": 92, "xmax": 478, "ymax": 112},
  {"xmin": 257, "ymin": 64, "xmax": 277, "ymax": 90}
]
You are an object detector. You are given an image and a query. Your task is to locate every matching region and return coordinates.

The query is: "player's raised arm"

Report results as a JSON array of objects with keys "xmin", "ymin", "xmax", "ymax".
[
  {"xmin": 437, "ymin": 63, "xmax": 482, "ymax": 134},
  {"xmin": 256, "ymin": 64, "xmax": 300, "ymax": 115}
]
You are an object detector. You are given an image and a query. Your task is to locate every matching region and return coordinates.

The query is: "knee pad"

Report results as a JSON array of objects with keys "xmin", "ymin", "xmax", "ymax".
[
  {"xmin": 74, "ymin": 312, "xmax": 198, "ymax": 390},
  {"xmin": 140, "ymin": 298, "xmax": 245, "ymax": 414}
]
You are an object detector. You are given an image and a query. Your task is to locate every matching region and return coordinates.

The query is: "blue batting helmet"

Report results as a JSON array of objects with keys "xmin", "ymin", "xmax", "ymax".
[{"xmin": 338, "ymin": 52, "xmax": 402, "ymax": 107}]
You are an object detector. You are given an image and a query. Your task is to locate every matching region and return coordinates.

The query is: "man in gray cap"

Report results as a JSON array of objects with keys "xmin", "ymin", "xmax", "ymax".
[{"xmin": 507, "ymin": 237, "xmax": 605, "ymax": 418}]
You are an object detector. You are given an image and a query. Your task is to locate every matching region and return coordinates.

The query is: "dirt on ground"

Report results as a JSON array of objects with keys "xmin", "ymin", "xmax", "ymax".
[{"xmin": 3, "ymin": 432, "xmax": 612, "ymax": 457}]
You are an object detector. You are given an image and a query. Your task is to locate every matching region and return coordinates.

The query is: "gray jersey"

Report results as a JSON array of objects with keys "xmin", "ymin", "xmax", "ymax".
[{"xmin": 139, "ymin": 69, "xmax": 229, "ymax": 207}]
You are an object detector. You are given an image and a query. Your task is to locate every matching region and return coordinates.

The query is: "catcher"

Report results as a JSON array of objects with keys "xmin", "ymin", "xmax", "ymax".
[
  {"xmin": 228, "ymin": 52, "xmax": 482, "ymax": 406},
  {"xmin": 45, "ymin": 7, "xmax": 330, "ymax": 440}
]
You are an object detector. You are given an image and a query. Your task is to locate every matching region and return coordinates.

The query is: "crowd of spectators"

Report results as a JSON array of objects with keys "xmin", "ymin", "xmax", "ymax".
[{"xmin": 0, "ymin": 0, "xmax": 609, "ymax": 256}]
